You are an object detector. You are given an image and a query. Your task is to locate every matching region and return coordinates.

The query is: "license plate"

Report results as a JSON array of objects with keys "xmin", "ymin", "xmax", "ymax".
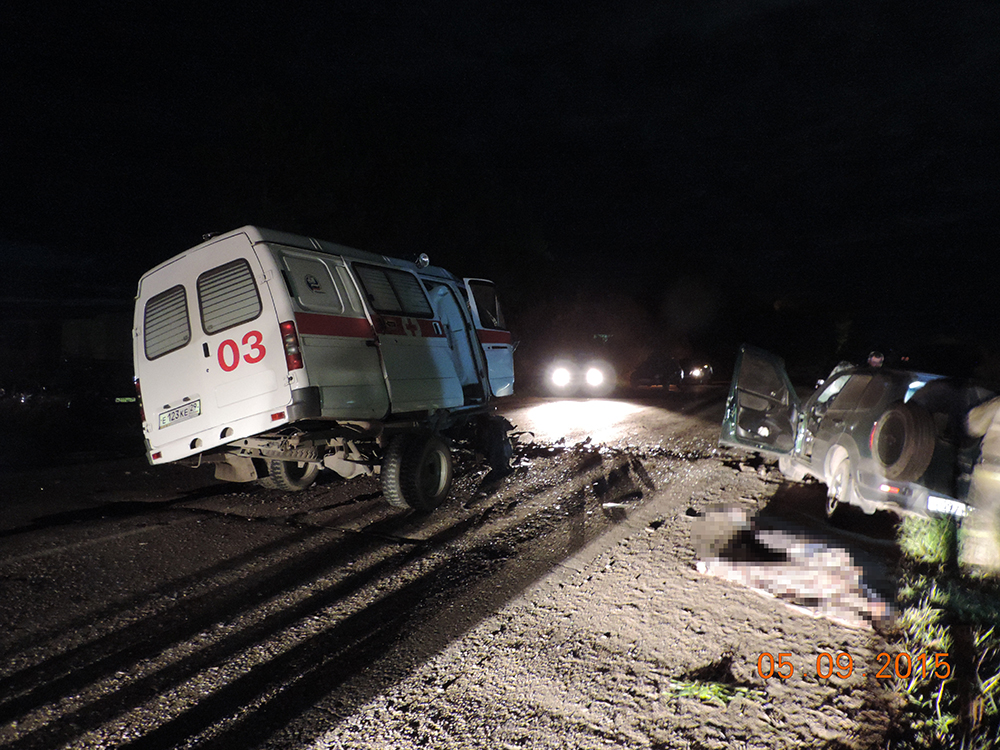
[
  {"xmin": 159, "ymin": 400, "xmax": 201, "ymax": 429},
  {"xmin": 927, "ymin": 495, "xmax": 968, "ymax": 518}
]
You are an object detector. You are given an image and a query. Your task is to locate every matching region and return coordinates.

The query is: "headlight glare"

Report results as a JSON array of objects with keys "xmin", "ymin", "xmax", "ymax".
[{"xmin": 551, "ymin": 367, "xmax": 572, "ymax": 388}]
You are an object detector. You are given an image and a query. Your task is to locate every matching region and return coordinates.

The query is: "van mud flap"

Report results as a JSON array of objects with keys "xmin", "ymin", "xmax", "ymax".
[
  {"xmin": 287, "ymin": 386, "xmax": 322, "ymax": 421},
  {"xmin": 213, "ymin": 454, "xmax": 259, "ymax": 483}
]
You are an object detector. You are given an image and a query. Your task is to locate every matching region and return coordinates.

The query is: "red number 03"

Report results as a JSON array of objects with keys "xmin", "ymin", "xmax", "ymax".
[{"xmin": 217, "ymin": 331, "xmax": 266, "ymax": 372}]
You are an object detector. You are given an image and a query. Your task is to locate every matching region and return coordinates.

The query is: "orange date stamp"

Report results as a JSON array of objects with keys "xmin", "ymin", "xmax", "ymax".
[{"xmin": 756, "ymin": 651, "xmax": 952, "ymax": 681}]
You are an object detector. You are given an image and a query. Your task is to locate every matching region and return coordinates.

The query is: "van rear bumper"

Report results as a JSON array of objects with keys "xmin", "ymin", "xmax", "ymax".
[{"xmin": 288, "ymin": 386, "xmax": 321, "ymax": 421}]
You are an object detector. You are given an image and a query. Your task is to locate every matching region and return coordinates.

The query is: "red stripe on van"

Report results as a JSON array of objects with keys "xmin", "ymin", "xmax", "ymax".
[
  {"xmin": 477, "ymin": 330, "xmax": 512, "ymax": 345},
  {"xmin": 374, "ymin": 315, "xmax": 445, "ymax": 338},
  {"xmin": 295, "ymin": 312, "xmax": 375, "ymax": 338}
]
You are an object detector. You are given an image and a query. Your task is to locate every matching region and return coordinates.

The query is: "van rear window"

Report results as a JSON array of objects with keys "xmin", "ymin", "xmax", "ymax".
[
  {"xmin": 354, "ymin": 265, "xmax": 433, "ymax": 318},
  {"xmin": 198, "ymin": 259, "xmax": 262, "ymax": 334},
  {"xmin": 144, "ymin": 285, "xmax": 191, "ymax": 360}
]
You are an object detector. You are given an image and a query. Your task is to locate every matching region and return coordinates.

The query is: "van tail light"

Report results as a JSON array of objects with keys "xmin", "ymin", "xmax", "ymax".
[
  {"xmin": 134, "ymin": 378, "xmax": 145, "ymax": 422},
  {"xmin": 280, "ymin": 321, "xmax": 304, "ymax": 371}
]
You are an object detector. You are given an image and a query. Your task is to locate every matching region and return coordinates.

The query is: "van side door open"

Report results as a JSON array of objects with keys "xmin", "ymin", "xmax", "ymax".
[
  {"xmin": 353, "ymin": 263, "xmax": 464, "ymax": 413},
  {"xmin": 464, "ymin": 278, "xmax": 514, "ymax": 397}
]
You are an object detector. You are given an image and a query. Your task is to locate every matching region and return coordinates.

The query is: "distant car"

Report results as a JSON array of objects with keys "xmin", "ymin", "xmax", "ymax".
[
  {"xmin": 680, "ymin": 359, "xmax": 714, "ymax": 384},
  {"xmin": 630, "ymin": 355, "xmax": 713, "ymax": 389},
  {"xmin": 720, "ymin": 344, "xmax": 993, "ymax": 520}
]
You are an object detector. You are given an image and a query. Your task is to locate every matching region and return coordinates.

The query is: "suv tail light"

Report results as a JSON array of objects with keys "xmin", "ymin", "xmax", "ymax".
[{"xmin": 280, "ymin": 321, "xmax": 304, "ymax": 371}]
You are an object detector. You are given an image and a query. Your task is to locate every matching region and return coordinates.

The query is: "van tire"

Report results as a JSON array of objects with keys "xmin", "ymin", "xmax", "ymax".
[
  {"xmin": 382, "ymin": 432, "xmax": 453, "ymax": 512},
  {"xmin": 480, "ymin": 415, "xmax": 514, "ymax": 473},
  {"xmin": 872, "ymin": 402, "xmax": 935, "ymax": 482},
  {"xmin": 262, "ymin": 460, "xmax": 320, "ymax": 492}
]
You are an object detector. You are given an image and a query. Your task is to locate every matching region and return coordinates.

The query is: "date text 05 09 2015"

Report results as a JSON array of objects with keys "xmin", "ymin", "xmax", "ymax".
[{"xmin": 756, "ymin": 652, "xmax": 951, "ymax": 681}]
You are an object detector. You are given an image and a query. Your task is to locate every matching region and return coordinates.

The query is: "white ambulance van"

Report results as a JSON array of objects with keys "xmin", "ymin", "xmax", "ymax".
[{"xmin": 132, "ymin": 226, "xmax": 515, "ymax": 511}]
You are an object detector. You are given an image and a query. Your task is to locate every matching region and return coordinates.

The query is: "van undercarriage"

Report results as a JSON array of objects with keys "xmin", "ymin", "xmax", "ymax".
[{"xmin": 189, "ymin": 410, "xmax": 514, "ymax": 511}]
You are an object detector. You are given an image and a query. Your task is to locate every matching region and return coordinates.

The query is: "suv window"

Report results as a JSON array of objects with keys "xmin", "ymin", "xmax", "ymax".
[
  {"xmin": 354, "ymin": 265, "xmax": 433, "ymax": 317},
  {"xmin": 827, "ymin": 374, "xmax": 873, "ymax": 412},
  {"xmin": 858, "ymin": 375, "xmax": 891, "ymax": 410},
  {"xmin": 144, "ymin": 285, "xmax": 191, "ymax": 360},
  {"xmin": 741, "ymin": 356, "xmax": 789, "ymax": 405},
  {"xmin": 816, "ymin": 375, "xmax": 851, "ymax": 406},
  {"xmin": 197, "ymin": 259, "xmax": 262, "ymax": 334}
]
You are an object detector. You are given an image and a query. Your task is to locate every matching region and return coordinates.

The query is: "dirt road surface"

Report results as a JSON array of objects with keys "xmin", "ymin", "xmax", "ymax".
[{"xmin": 0, "ymin": 391, "xmax": 901, "ymax": 749}]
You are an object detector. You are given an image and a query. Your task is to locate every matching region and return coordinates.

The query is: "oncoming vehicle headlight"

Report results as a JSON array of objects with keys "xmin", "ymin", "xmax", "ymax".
[
  {"xmin": 585, "ymin": 367, "xmax": 604, "ymax": 387},
  {"xmin": 582, "ymin": 360, "xmax": 615, "ymax": 397},
  {"xmin": 551, "ymin": 367, "xmax": 573, "ymax": 388},
  {"xmin": 546, "ymin": 360, "xmax": 577, "ymax": 393}
]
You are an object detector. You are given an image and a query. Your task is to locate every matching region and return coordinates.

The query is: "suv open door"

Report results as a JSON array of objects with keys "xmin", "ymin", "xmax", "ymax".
[{"xmin": 720, "ymin": 345, "xmax": 799, "ymax": 457}]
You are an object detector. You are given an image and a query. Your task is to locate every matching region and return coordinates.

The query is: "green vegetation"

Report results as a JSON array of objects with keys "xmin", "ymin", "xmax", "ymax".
[
  {"xmin": 665, "ymin": 678, "xmax": 767, "ymax": 708},
  {"xmin": 888, "ymin": 516, "xmax": 1000, "ymax": 749},
  {"xmin": 898, "ymin": 517, "xmax": 959, "ymax": 568}
]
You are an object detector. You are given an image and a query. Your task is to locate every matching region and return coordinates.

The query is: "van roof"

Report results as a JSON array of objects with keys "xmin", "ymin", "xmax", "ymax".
[{"xmin": 139, "ymin": 225, "xmax": 458, "ymax": 283}]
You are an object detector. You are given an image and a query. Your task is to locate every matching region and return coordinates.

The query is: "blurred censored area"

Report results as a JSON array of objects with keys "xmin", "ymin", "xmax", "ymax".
[{"xmin": 691, "ymin": 503, "xmax": 895, "ymax": 628}]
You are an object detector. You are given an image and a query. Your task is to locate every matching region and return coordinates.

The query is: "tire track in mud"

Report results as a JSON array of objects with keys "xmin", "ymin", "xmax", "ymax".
[{"xmin": 0, "ymin": 441, "xmax": 693, "ymax": 750}]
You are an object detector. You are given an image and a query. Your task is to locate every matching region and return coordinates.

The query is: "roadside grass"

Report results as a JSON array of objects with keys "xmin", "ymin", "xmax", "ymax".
[
  {"xmin": 888, "ymin": 516, "xmax": 1000, "ymax": 749},
  {"xmin": 898, "ymin": 516, "xmax": 959, "ymax": 567}
]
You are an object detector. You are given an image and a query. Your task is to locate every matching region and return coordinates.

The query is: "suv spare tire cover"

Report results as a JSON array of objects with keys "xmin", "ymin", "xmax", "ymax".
[{"xmin": 872, "ymin": 401, "xmax": 936, "ymax": 482}]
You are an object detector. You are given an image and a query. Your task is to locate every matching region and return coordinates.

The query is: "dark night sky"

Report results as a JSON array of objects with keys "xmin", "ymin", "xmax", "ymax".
[{"xmin": 3, "ymin": 1, "xmax": 1000, "ymax": 369}]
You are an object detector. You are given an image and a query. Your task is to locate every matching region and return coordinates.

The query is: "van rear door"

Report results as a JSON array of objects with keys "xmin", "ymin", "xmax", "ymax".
[
  {"xmin": 136, "ymin": 233, "xmax": 291, "ymax": 463},
  {"xmin": 464, "ymin": 279, "xmax": 514, "ymax": 397}
]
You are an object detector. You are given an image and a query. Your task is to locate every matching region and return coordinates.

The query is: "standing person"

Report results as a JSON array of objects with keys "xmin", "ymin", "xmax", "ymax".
[{"xmin": 962, "ymin": 396, "xmax": 1000, "ymax": 573}]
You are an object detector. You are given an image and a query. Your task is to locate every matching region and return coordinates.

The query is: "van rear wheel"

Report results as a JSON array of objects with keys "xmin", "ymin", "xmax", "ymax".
[
  {"xmin": 261, "ymin": 459, "xmax": 320, "ymax": 492},
  {"xmin": 382, "ymin": 432, "xmax": 453, "ymax": 512}
]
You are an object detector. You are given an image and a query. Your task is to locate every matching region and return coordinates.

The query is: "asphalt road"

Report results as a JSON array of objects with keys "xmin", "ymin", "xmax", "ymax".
[{"xmin": 501, "ymin": 386, "xmax": 728, "ymax": 449}]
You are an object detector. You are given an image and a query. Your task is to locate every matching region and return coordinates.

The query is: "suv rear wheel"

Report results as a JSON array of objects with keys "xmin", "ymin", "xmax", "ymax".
[{"xmin": 826, "ymin": 459, "xmax": 853, "ymax": 520}]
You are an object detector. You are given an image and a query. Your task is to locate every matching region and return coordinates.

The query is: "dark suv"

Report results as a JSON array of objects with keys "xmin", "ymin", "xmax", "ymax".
[{"xmin": 720, "ymin": 345, "xmax": 993, "ymax": 520}]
